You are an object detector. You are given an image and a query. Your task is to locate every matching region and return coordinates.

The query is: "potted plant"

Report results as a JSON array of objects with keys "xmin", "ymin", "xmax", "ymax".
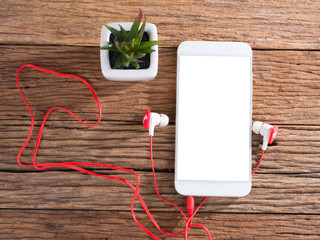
[{"xmin": 100, "ymin": 9, "xmax": 164, "ymax": 81}]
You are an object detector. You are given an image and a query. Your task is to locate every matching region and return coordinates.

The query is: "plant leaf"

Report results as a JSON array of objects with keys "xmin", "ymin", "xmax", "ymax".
[
  {"xmin": 131, "ymin": 61, "xmax": 140, "ymax": 69},
  {"xmin": 122, "ymin": 54, "xmax": 130, "ymax": 67},
  {"xmin": 138, "ymin": 41, "xmax": 165, "ymax": 51},
  {"xmin": 130, "ymin": 58, "xmax": 144, "ymax": 63},
  {"xmin": 104, "ymin": 24, "xmax": 124, "ymax": 42},
  {"xmin": 133, "ymin": 18, "xmax": 146, "ymax": 49},
  {"xmin": 140, "ymin": 48, "xmax": 155, "ymax": 54},
  {"xmin": 124, "ymin": 45, "xmax": 130, "ymax": 51},
  {"xmin": 127, "ymin": 9, "xmax": 143, "ymax": 41},
  {"xmin": 115, "ymin": 55, "xmax": 123, "ymax": 68},
  {"xmin": 124, "ymin": 61, "xmax": 130, "ymax": 67},
  {"xmin": 121, "ymin": 38, "xmax": 134, "ymax": 47},
  {"xmin": 100, "ymin": 44, "xmax": 118, "ymax": 52},
  {"xmin": 130, "ymin": 41, "xmax": 135, "ymax": 49},
  {"xmin": 133, "ymin": 52, "xmax": 146, "ymax": 59},
  {"xmin": 119, "ymin": 24, "xmax": 128, "ymax": 40},
  {"xmin": 114, "ymin": 41, "xmax": 127, "ymax": 55},
  {"xmin": 137, "ymin": 8, "xmax": 143, "ymax": 22}
]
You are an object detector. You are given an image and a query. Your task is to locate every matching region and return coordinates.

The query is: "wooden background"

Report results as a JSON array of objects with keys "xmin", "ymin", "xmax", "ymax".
[{"xmin": 1, "ymin": 0, "xmax": 320, "ymax": 239}]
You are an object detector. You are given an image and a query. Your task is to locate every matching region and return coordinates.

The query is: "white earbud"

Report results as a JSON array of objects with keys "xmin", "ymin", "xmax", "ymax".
[
  {"xmin": 143, "ymin": 109, "xmax": 169, "ymax": 136},
  {"xmin": 252, "ymin": 121, "xmax": 278, "ymax": 150}
]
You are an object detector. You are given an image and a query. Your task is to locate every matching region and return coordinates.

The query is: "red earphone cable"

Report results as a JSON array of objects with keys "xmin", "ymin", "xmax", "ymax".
[
  {"xmin": 150, "ymin": 135, "xmax": 212, "ymax": 239},
  {"xmin": 16, "ymin": 64, "xmax": 159, "ymax": 239},
  {"xmin": 252, "ymin": 150, "xmax": 265, "ymax": 175},
  {"xmin": 184, "ymin": 197, "xmax": 210, "ymax": 239},
  {"xmin": 150, "ymin": 136, "xmax": 187, "ymax": 222},
  {"xmin": 16, "ymin": 64, "xmax": 212, "ymax": 240}
]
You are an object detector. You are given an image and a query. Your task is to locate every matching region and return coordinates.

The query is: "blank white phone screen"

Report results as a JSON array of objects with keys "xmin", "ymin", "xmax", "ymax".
[{"xmin": 176, "ymin": 55, "xmax": 251, "ymax": 181}]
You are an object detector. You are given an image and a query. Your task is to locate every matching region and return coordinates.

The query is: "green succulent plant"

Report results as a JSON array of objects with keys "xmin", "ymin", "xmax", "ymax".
[{"xmin": 101, "ymin": 9, "xmax": 164, "ymax": 69}]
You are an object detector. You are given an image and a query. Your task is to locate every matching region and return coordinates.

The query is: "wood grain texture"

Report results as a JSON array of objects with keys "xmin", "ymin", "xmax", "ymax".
[
  {"xmin": 0, "ymin": 209, "xmax": 319, "ymax": 240},
  {"xmin": 1, "ymin": 120, "xmax": 320, "ymax": 174},
  {"xmin": 1, "ymin": 0, "xmax": 320, "ymax": 49},
  {"xmin": 1, "ymin": 2, "xmax": 320, "ymax": 238},
  {"xmin": 0, "ymin": 170, "xmax": 319, "ymax": 214},
  {"xmin": 1, "ymin": 46, "xmax": 320, "ymax": 124}
]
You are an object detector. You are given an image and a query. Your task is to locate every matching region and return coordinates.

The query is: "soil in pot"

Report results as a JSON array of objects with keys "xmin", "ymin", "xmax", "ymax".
[{"xmin": 109, "ymin": 32, "xmax": 151, "ymax": 69}]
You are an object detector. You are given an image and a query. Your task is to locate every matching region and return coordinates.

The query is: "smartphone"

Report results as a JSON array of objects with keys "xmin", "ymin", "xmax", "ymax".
[{"xmin": 175, "ymin": 41, "xmax": 252, "ymax": 197}]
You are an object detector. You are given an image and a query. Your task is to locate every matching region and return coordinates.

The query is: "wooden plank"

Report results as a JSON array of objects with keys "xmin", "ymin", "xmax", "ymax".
[
  {"xmin": 1, "ymin": 46, "xmax": 320, "ymax": 124},
  {"xmin": 0, "ymin": 209, "xmax": 319, "ymax": 239},
  {"xmin": 1, "ymin": 122, "xmax": 320, "ymax": 173},
  {"xmin": 1, "ymin": 1, "xmax": 320, "ymax": 49},
  {"xmin": 0, "ymin": 170, "xmax": 319, "ymax": 214}
]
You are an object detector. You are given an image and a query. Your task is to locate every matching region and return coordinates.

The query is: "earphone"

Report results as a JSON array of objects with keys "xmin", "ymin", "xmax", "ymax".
[
  {"xmin": 252, "ymin": 121, "xmax": 279, "ymax": 150},
  {"xmin": 143, "ymin": 109, "xmax": 169, "ymax": 136},
  {"xmin": 251, "ymin": 121, "xmax": 278, "ymax": 175}
]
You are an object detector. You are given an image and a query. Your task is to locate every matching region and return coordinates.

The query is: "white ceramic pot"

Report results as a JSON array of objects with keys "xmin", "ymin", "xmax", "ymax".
[{"xmin": 100, "ymin": 22, "xmax": 159, "ymax": 81}]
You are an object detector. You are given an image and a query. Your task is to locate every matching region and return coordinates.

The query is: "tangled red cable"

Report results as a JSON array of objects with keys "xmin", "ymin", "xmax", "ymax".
[{"xmin": 16, "ymin": 64, "xmax": 213, "ymax": 240}]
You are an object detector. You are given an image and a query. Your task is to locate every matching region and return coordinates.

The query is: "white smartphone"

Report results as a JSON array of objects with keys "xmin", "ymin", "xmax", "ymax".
[{"xmin": 175, "ymin": 41, "xmax": 252, "ymax": 197}]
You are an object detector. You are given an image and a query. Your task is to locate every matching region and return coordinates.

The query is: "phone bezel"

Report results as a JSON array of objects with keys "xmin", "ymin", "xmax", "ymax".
[{"xmin": 175, "ymin": 41, "xmax": 252, "ymax": 197}]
